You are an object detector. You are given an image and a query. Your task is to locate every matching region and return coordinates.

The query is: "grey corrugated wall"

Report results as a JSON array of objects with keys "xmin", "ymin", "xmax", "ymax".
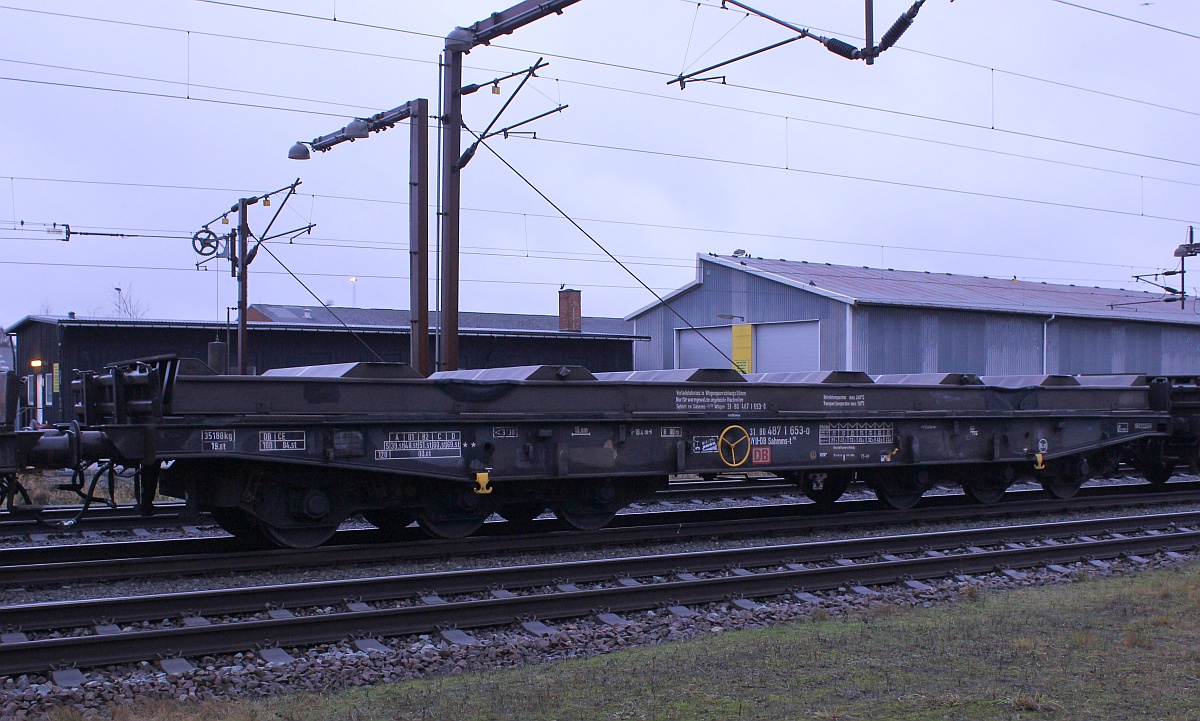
[
  {"xmin": 632, "ymin": 261, "xmax": 1200, "ymax": 375},
  {"xmin": 1049, "ymin": 318, "xmax": 1200, "ymax": 374},
  {"xmin": 631, "ymin": 260, "xmax": 848, "ymax": 370},
  {"xmin": 852, "ymin": 306, "xmax": 1044, "ymax": 375}
]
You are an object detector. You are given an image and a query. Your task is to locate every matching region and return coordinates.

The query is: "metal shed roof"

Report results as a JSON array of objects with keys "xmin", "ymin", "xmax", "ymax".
[
  {"xmin": 6, "ymin": 309, "xmax": 644, "ymax": 342},
  {"xmin": 249, "ymin": 304, "xmax": 634, "ymax": 336},
  {"xmin": 627, "ymin": 254, "xmax": 1200, "ymax": 326}
]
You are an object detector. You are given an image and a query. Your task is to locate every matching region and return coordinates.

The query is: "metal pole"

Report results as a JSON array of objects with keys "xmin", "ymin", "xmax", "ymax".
[
  {"xmin": 237, "ymin": 198, "xmax": 249, "ymax": 375},
  {"xmin": 864, "ymin": 0, "xmax": 875, "ymax": 65},
  {"xmin": 1185, "ymin": 226, "xmax": 1194, "ymax": 310},
  {"xmin": 438, "ymin": 49, "xmax": 464, "ymax": 372},
  {"xmin": 409, "ymin": 99, "xmax": 431, "ymax": 376}
]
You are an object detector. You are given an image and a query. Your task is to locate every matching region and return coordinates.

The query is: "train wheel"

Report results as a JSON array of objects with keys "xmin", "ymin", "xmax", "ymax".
[
  {"xmin": 417, "ymin": 484, "xmax": 491, "ymax": 539},
  {"xmin": 497, "ymin": 504, "xmax": 546, "ymax": 529},
  {"xmin": 362, "ymin": 509, "xmax": 416, "ymax": 537},
  {"xmin": 1039, "ymin": 456, "xmax": 1088, "ymax": 499},
  {"xmin": 795, "ymin": 471, "xmax": 850, "ymax": 511},
  {"xmin": 210, "ymin": 507, "xmax": 271, "ymax": 548},
  {"xmin": 961, "ymin": 476, "xmax": 1007, "ymax": 505},
  {"xmin": 869, "ymin": 470, "xmax": 928, "ymax": 510},
  {"xmin": 1040, "ymin": 476, "xmax": 1082, "ymax": 499},
  {"xmin": 553, "ymin": 478, "xmax": 622, "ymax": 531},
  {"xmin": 553, "ymin": 504, "xmax": 616, "ymax": 531},
  {"xmin": 1135, "ymin": 460, "xmax": 1175, "ymax": 486},
  {"xmin": 961, "ymin": 466, "xmax": 1014, "ymax": 505},
  {"xmin": 418, "ymin": 511, "xmax": 487, "ymax": 539},
  {"xmin": 258, "ymin": 522, "xmax": 339, "ymax": 549}
]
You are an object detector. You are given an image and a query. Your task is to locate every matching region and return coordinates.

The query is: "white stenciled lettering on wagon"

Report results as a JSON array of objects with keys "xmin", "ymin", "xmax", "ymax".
[
  {"xmin": 259, "ymin": 431, "xmax": 305, "ymax": 451},
  {"xmin": 674, "ymin": 389, "xmax": 766, "ymax": 412},
  {"xmin": 376, "ymin": 431, "xmax": 462, "ymax": 460},
  {"xmin": 822, "ymin": 394, "xmax": 866, "ymax": 408},
  {"xmin": 202, "ymin": 430, "xmax": 235, "ymax": 452}
]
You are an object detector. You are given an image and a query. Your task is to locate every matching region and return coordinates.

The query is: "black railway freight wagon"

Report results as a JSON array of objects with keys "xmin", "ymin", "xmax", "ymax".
[{"xmin": 18, "ymin": 356, "xmax": 1190, "ymax": 549}]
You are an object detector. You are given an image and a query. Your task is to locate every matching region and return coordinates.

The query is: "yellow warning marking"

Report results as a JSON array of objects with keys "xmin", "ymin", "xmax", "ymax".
[
  {"xmin": 1034, "ymin": 453, "xmax": 1045, "ymax": 470},
  {"xmin": 473, "ymin": 472, "xmax": 493, "ymax": 494}
]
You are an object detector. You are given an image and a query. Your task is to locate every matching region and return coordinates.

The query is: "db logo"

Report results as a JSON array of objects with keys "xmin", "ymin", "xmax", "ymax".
[{"xmin": 752, "ymin": 446, "xmax": 772, "ymax": 465}]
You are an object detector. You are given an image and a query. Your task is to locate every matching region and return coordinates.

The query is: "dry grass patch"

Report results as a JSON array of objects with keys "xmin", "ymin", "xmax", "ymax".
[{"xmin": 11, "ymin": 469, "xmax": 149, "ymax": 507}]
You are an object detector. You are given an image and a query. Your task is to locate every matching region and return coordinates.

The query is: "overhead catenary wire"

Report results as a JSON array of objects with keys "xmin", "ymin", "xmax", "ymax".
[
  {"xmin": 3, "ymin": 3, "xmax": 1198, "ymax": 161},
  {"xmin": 0, "ymin": 74, "xmax": 353, "ymax": 120},
  {"xmin": 1, "ymin": 4, "xmax": 1197, "ymax": 221},
  {"xmin": 5, "ymin": 66, "xmax": 1197, "ymax": 217},
  {"xmin": 0, "ymin": 226, "xmax": 1164, "ymax": 285},
  {"xmin": 1, "ymin": 84, "xmax": 1195, "ymax": 223},
  {"xmin": 0, "ymin": 214, "xmax": 1181, "ymax": 299},
  {"xmin": 676, "ymin": 0, "xmax": 1200, "ymax": 119},
  {"xmin": 0, "ymin": 254, "xmax": 1180, "ymax": 304},
  {"xmin": 9, "ymin": 52, "xmax": 1200, "ymax": 192},
  {"xmin": 201, "ymin": 0, "xmax": 1199, "ymax": 127},
  {"xmin": 1046, "ymin": 0, "xmax": 1200, "ymax": 41},
  {"xmin": 717, "ymin": 78, "xmax": 1200, "ymax": 171},
  {"xmin": 525, "ymin": 134, "xmax": 1200, "ymax": 226},
  {"xmin": 0, "ymin": 176, "xmax": 1170, "ymax": 275},
  {"xmin": 0, "ymin": 57, "xmax": 378, "ymax": 113}
]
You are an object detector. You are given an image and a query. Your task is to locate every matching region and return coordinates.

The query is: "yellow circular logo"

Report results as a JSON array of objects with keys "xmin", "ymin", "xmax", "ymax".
[{"xmin": 718, "ymin": 425, "xmax": 751, "ymax": 467}]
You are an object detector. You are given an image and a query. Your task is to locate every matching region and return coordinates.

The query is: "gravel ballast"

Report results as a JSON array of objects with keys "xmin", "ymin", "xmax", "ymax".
[
  {"xmin": 2, "ymin": 550, "xmax": 1196, "ymax": 717},
  {"xmin": 3, "ymin": 475, "xmax": 1200, "ymax": 718}
]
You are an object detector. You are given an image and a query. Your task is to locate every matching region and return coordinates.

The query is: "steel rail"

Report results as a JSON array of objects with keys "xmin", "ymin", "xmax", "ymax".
[
  {"xmin": 0, "ymin": 504, "xmax": 192, "ymax": 537},
  {"xmin": 4, "ymin": 485, "xmax": 1200, "ymax": 588},
  {"xmin": 5, "ymin": 510, "xmax": 1200, "ymax": 632},
  {"xmin": 1, "ymin": 520, "xmax": 1197, "ymax": 676}
]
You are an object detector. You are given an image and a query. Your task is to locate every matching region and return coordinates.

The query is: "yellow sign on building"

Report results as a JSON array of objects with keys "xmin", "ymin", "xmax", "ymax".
[{"xmin": 731, "ymin": 323, "xmax": 752, "ymax": 374}]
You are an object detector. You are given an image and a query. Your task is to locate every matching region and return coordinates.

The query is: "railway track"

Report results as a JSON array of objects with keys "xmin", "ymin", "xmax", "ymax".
[
  {"xmin": 4, "ymin": 482, "xmax": 1200, "ymax": 589},
  {"xmin": 2, "ymin": 510, "xmax": 1196, "ymax": 678},
  {"xmin": 0, "ymin": 503, "xmax": 193, "ymax": 538}
]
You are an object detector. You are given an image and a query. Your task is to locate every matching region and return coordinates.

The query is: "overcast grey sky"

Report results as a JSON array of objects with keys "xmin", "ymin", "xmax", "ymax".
[{"xmin": 1, "ymin": 0, "xmax": 1197, "ymax": 324}]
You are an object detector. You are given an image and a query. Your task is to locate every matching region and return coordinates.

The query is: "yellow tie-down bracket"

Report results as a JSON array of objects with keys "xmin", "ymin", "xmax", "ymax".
[
  {"xmin": 1034, "ymin": 453, "xmax": 1046, "ymax": 471},
  {"xmin": 474, "ymin": 471, "xmax": 493, "ymax": 495}
]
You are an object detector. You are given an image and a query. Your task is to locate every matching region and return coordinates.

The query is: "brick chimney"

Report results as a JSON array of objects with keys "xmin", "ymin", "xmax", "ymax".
[{"xmin": 558, "ymin": 288, "xmax": 582, "ymax": 332}]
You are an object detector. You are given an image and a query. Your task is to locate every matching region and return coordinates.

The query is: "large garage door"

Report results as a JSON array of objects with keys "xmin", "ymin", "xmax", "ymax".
[
  {"xmin": 676, "ymin": 326, "xmax": 733, "ymax": 369},
  {"xmin": 754, "ymin": 320, "xmax": 820, "ymax": 372}
]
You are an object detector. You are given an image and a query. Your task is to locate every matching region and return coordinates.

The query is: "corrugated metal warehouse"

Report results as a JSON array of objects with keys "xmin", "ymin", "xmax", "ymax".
[{"xmin": 628, "ymin": 254, "xmax": 1200, "ymax": 375}]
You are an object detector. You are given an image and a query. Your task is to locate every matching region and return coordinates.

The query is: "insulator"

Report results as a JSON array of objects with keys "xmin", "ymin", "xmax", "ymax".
[
  {"xmin": 878, "ymin": 15, "xmax": 913, "ymax": 51},
  {"xmin": 824, "ymin": 38, "xmax": 860, "ymax": 60},
  {"xmin": 879, "ymin": 0, "xmax": 925, "ymax": 52}
]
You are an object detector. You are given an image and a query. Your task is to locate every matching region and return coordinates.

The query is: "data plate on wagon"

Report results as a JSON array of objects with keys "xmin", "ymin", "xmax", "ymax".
[{"xmin": 376, "ymin": 431, "xmax": 462, "ymax": 460}]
